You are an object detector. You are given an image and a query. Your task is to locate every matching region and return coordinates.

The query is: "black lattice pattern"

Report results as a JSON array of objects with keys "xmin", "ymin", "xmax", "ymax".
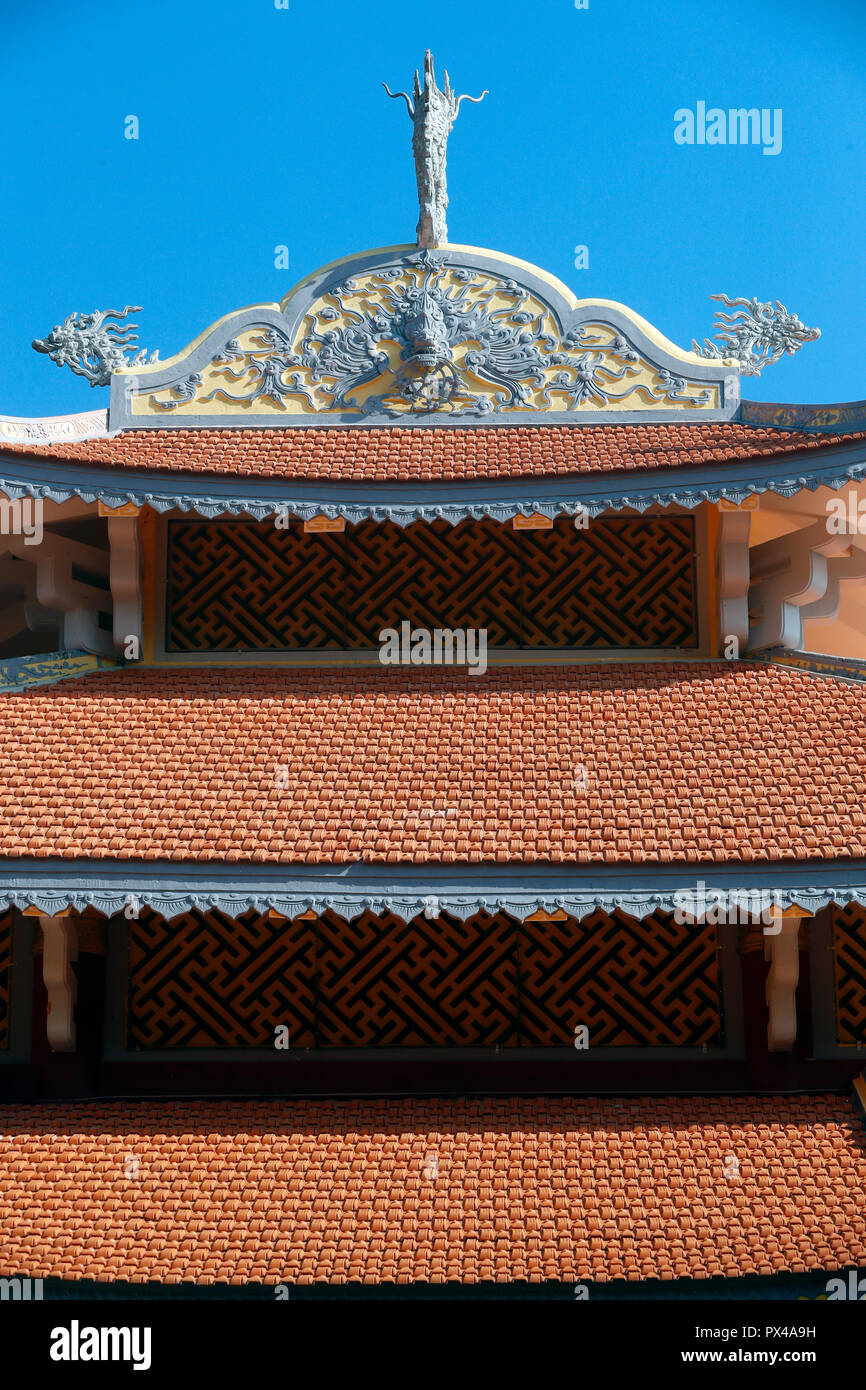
[
  {"xmin": 522, "ymin": 518, "xmax": 697, "ymax": 647},
  {"xmin": 0, "ymin": 909, "xmax": 11, "ymax": 1051},
  {"xmin": 167, "ymin": 521, "xmax": 346, "ymax": 649},
  {"xmin": 125, "ymin": 907, "xmax": 723, "ymax": 1049},
  {"xmin": 127, "ymin": 908, "xmax": 315, "ymax": 1048},
  {"xmin": 345, "ymin": 521, "xmax": 523, "ymax": 647},
  {"xmin": 832, "ymin": 903, "xmax": 866, "ymax": 1045},
  {"xmin": 518, "ymin": 908, "xmax": 722, "ymax": 1046},
  {"xmin": 165, "ymin": 517, "xmax": 698, "ymax": 651},
  {"xmin": 315, "ymin": 909, "xmax": 517, "ymax": 1045}
]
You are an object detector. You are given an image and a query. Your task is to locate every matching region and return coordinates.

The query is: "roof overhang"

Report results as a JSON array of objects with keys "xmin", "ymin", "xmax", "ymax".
[
  {"xmin": 2, "ymin": 437, "xmax": 866, "ymax": 523},
  {"xmin": 3, "ymin": 858, "xmax": 866, "ymax": 922}
]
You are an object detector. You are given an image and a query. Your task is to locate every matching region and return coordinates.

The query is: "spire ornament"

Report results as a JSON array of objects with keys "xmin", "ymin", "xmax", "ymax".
[{"xmin": 384, "ymin": 50, "xmax": 487, "ymax": 249}]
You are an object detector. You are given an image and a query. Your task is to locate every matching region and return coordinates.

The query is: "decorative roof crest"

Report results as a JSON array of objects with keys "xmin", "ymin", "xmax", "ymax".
[
  {"xmin": 104, "ymin": 245, "xmax": 739, "ymax": 428},
  {"xmin": 384, "ymin": 50, "xmax": 488, "ymax": 248}
]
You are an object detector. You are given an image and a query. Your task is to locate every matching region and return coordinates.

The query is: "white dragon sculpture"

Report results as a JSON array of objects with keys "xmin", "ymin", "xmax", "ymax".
[
  {"xmin": 692, "ymin": 294, "xmax": 820, "ymax": 376},
  {"xmin": 33, "ymin": 307, "xmax": 158, "ymax": 387}
]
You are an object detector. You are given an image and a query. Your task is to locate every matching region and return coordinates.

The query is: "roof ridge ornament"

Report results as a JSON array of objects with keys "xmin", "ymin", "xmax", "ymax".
[
  {"xmin": 384, "ymin": 50, "xmax": 488, "ymax": 249},
  {"xmin": 32, "ymin": 307, "xmax": 159, "ymax": 388},
  {"xmin": 692, "ymin": 294, "xmax": 820, "ymax": 377}
]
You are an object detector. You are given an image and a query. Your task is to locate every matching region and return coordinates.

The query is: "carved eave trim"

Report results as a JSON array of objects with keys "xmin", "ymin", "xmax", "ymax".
[
  {"xmin": 3, "ymin": 437, "xmax": 866, "ymax": 526},
  {"xmin": 2, "ymin": 859, "xmax": 865, "ymax": 926},
  {"xmin": 108, "ymin": 244, "xmax": 739, "ymax": 430}
]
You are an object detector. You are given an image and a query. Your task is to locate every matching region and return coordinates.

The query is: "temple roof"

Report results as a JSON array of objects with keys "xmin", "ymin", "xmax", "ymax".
[
  {"xmin": 1, "ymin": 1094, "xmax": 863, "ymax": 1286},
  {"xmin": 1, "ymin": 661, "xmax": 864, "ymax": 869}
]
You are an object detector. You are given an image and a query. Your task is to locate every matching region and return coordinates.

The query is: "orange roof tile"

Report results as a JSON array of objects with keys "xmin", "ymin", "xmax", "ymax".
[
  {"xmin": 0, "ymin": 661, "xmax": 864, "ymax": 864},
  {"xmin": 2, "ymin": 422, "xmax": 864, "ymax": 483},
  {"xmin": 0, "ymin": 1095, "xmax": 863, "ymax": 1285}
]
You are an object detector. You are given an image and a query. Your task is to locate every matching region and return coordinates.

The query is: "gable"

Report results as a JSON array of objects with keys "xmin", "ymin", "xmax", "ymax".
[{"xmin": 110, "ymin": 244, "xmax": 738, "ymax": 430}]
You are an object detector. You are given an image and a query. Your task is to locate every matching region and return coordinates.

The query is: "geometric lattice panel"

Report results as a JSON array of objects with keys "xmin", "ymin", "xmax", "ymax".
[
  {"xmin": 832, "ymin": 902, "xmax": 866, "ymax": 1045},
  {"xmin": 521, "ymin": 518, "xmax": 697, "ymax": 648},
  {"xmin": 315, "ymin": 909, "xmax": 518, "ymax": 1046},
  {"xmin": 165, "ymin": 516, "xmax": 698, "ymax": 651},
  {"xmin": 167, "ymin": 521, "xmax": 347, "ymax": 650},
  {"xmin": 125, "ymin": 907, "xmax": 723, "ymax": 1049},
  {"xmin": 343, "ymin": 521, "xmax": 524, "ymax": 648},
  {"xmin": 518, "ymin": 908, "xmax": 722, "ymax": 1046},
  {"xmin": 127, "ymin": 908, "xmax": 315, "ymax": 1049},
  {"xmin": 0, "ymin": 908, "xmax": 11, "ymax": 1051}
]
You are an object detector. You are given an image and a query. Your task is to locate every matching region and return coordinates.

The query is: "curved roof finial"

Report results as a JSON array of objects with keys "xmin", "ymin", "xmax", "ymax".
[{"xmin": 384, "ymin": 50, "xmax": 488, "ymax": 248}]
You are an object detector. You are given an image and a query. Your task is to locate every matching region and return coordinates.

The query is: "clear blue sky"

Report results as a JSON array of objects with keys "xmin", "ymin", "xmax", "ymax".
[{"xmin": 2, "ymin": 0, "xmax": 864, "ymax": 416}]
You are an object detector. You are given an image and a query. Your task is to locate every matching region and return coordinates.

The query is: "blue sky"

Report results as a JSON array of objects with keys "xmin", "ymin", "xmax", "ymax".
[{"xmin": 2, "ymin": 0, "xmax": 864, "ymax": 416}]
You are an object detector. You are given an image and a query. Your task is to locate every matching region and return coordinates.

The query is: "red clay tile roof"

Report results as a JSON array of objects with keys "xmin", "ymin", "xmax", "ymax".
[
  {"xmin": 2, "ymin": 422, "xmax": 864, "ymax": 483},
  {"xmin": 0, "ymin": 1095, "xmax": 863, "ymax": 1284},
  {"xmin": 0, "ymin": 660, "xmax": 864, "ymax": 864}
]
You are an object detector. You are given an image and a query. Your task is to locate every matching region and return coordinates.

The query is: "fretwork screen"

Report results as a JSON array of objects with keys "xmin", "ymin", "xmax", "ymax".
[
  {"xmin": 126, "ymin": 906, "xmax": 724, "ymax": 1050},
  {"xmin": 831, "ymin": 902, "xmax": 866, "ymax": 1045},
  {"xmin": 0, "ymin": 908, "xmax": 12, "ymax": 1051},
  {"xmin": 164, "ymin": 516, "xmax": 699, "ymax": 651}
]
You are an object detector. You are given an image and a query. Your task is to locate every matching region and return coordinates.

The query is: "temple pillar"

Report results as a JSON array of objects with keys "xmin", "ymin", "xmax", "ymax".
[
  {"xmin": 39, "ymin": 914, "xmax": 79, "ymax": 1052},
  {"xmin": 763, "ymin": 907, "xmax": 808, "ymax": 1052}
]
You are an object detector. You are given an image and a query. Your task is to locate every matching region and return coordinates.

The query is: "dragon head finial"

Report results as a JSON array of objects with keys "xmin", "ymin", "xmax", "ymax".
[
  {"xmin": 692, "ymin": 294, "xmax": 820, "ymax": 376},
  {"xmin": 32, "ymin": 306, "xmax": 158, "ymax": 387}
]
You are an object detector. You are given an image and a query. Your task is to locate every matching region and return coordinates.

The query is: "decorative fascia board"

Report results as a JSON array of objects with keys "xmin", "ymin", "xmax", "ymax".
[
  {"xmin": 739, "ymin": 399, "xmax": 866, "ymax": 434},
  {"xmin": 0, "ymin": 650, "xmax": 116, "ymax": 694},
  {"xmin": 758, "ymin": 649, "xmax": 866, "ymax": 684},
  {"xmin": 2, "ymin": 438, "xmax": 866, "ymax": 525},
  {"xmin": 1, "ymin": 398, "xmax": 863, "ymax": 441},
  {"xmin": 1, "ymin": 859, "xmax": 865, "ymax": 924},
  {"xmin": 0, "ymin": 410, "xmax": 108, "ymax": 447},
  {"xmin": 108, "ymin": 244, "xmax": 739, "ymax": 429}
]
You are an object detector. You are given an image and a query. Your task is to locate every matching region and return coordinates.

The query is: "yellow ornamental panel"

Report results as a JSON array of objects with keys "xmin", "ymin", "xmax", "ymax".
[{"xmin": 114, "ymin": 244, "xmax": 738, "ymax": 428}]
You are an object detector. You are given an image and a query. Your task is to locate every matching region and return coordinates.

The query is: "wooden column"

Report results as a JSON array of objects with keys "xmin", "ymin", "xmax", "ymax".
[
  {"xmin": 763, "ymin": 907, "xmax": 808, "ymax": 1052},
  {"xmin": 39, "ymin": 914, "xmax": 79, "ymax": 1052}
]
